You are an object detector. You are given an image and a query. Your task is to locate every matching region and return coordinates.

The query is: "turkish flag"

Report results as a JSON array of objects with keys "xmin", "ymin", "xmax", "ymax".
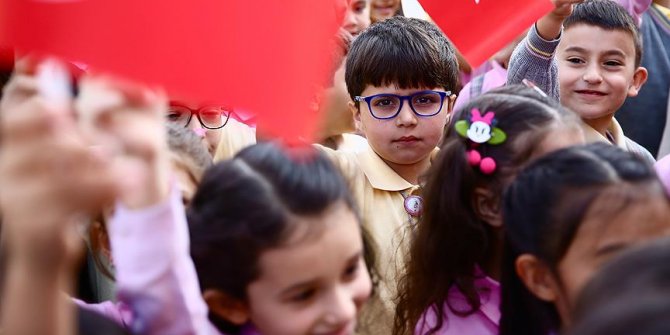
[
  {"xmin": 0, "ymin": 0, "xmax": 339, "ymax": 141},
  {"xmin": 419, "ymin": 0, "xmax": 553, "ymax": 68}
]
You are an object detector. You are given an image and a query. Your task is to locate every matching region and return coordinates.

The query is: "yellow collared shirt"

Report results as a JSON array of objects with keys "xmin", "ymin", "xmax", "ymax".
[{"xmin": 322, "ymin": 142, "xmax": 432, "ymax": 335}]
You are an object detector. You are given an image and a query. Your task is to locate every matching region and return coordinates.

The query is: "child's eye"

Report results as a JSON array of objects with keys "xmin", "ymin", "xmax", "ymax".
[
  {"xmin": 414, "ymin": 96, "xmax": 439, "ymax": 105},
  {"xmin": 566, "ymin": 57, "xmax": 584, "ymax": 64},
  {"xmin": 290, "ymin": 288, "xmax": 316, "ymax": 303},
  {"xmin": 167, "ymin": 111, "xmax": 186, "ymax": 121},
  {"xmin": 372, "ymin": 97, "xmax": 398, "ymax": 107},
  {"xmin": 604, "ymin": 60, "xmax": 623, "ymax": 67},
  {"xmin": 343, "ymin": 259, "xmax": 360, "ymax": 280}
]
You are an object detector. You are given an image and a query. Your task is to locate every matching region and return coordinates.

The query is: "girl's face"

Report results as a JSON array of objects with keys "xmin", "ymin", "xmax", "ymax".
[
  {"xmin": 370, "ymin": 0, "xmax": 400, "ymax": 23},
  {"xmin": 245, "ymin": 202, "xmax": 372, "ymax": 335},
  {"xmin": 342, "ymin": 0, "xmax": 371, "ymax": 36},
  {"xmin": 552, "ymin": 189, "xmax": 670, "ymax": 324}
]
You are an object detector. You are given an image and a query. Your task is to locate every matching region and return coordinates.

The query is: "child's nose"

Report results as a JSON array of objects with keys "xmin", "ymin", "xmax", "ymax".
[
  {"xmin": 582, "ymin": 65, "xmax": 603, "ymax": 84},
  {"xmin": 323, "ymin": 287, "xmax": 357, "ymax": 327},
  {"xmin": 395, "ymin": 102, "xmax": 418, "ymax": 127}
]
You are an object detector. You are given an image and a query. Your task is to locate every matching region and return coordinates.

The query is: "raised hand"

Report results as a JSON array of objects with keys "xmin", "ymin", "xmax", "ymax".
[
  {"xmin": 75, "ymin": 74, "xmax": 170, "ymax": 209},
  {"xmin": 537, "ymin": 0, "xmax": 586, "ymax": 40},
  {"xmin": 0, "ymin": 59, "xmax": 118, "ymax": 335}
]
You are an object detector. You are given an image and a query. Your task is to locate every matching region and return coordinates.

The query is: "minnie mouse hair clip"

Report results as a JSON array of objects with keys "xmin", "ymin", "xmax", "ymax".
[{"xmin": 455, "ymin": 109, "xmax": 507, "ymax": 175}]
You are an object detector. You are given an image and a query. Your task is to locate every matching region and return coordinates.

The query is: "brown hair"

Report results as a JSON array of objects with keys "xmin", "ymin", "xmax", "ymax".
[
  {"xmin": 564, "ymin": 0, "xmax": 643, "ymax": 67},
  {"xmin": 394, "ymin": 85, "xmax": 579, "ymax": 335},
  {"xmin": 345, "ymin": 16, "xmax": 458, "ymax": 103}
]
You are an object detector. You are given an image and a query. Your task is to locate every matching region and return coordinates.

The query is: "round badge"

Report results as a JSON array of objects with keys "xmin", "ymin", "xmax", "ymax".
[{"xmin": 404, "ymin": 195, "xmax": 423, "ymax": 217}]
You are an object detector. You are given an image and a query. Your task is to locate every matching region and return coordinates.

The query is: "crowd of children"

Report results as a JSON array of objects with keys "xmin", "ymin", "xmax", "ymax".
[{"xmin": 2, "ymin": 0, "xmax": 670, "ymax": 334}]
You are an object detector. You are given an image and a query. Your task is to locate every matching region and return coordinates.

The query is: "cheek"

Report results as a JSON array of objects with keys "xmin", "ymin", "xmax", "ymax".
[
  {"xmin": 206, "ymin": 129, "xmax": 222, "ymax": 147},
  {"xmin": 422, "ymin": 116, "xmax": 448, "ymax": 143},
  {"xmin": 247, "ymin": 290, "xmax": 315, "ymax": 335},
  {"xmin": 557, "ymin": 241, "xmax": 604, "ymax": 308},
  {"xmin": 558, "ymin": 66, "xmax": 580, "ymax": 87},
  {"xmin": 352, "ymin": 261, "xmax": 373, "ymax": 306}
]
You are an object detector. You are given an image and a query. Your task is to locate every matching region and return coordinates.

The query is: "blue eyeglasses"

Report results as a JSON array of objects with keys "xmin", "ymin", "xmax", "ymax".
[{"xmin": 354, "ymin": 90, "xmax": 451, "ymax": 120}]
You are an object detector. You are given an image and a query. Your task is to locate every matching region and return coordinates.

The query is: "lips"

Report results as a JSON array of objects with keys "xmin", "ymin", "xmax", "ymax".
[
  {"xmin": 315, "ymin": 322, "xmax": 356, "ymax": 335},
  {"xmin": 393, "ymin": 136, "xmax": 420, "ymax": 143},
  {"xmin": 574, "ymin": 90, "xmax": 607, "ymax": 96}
]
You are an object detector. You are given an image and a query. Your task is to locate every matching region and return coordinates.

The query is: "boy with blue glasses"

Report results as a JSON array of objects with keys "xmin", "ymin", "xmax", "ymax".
[{"xmin": 322, "ymin": 16, "xmax": 458, "ymax": 334}]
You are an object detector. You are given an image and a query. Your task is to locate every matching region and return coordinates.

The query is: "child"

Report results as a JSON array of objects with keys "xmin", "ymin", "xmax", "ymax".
[
  {"xmin": 500, "ymin": 142, "xmax": 670, "ymax": 335},
  {"xmin": 166, "ymin": 100, "xmax": 230, "ymax": 156},
  {"xmin": 188, "ymin": 142, "xmax": 373, "ymax": 334},
  {"xmin": 370, "ymin": 0, "xmax": 401, "ymax": 23},
  {"xmin": 327, "ymin": 16, "xmax": 459, "ymax": 334},
  {"xmin": 70, "ymin": 71, "xmax": 375, "ymax": 334},
  {"xmin": 393, "ymin": 85, "xmax": 584, "ymax": 335},
  {"xmin": 339, "ymin": 0, "xmax": 371, "ymax": 38},
  {"xmin": 507, "ymin": 0, "xmax": 654, "ymax": 163},
  {"xmin": 569, "ymin": 238, "xmax": 670, "ymax": 335}
]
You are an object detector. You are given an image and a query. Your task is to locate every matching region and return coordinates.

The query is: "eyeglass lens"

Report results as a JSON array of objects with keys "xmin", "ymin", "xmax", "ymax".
[
  {"xmin": 369, "ymin": 92, "xmax": 443, "ymax": 118},
  {"xmin": 167, "ymin": 106, "xmax": 227, "ymax": 129}
]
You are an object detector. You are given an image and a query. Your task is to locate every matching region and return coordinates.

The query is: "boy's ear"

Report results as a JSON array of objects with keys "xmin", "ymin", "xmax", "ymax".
[
  {"xmin": 473, "ymin": 187, "xmax": 502, "ymax": 227},
  {"xmin": 627, "ymin": 66, "xmax": 648, "ymax": 97},
  {"xmin": 349, "ymin": 101, "xmax": 364, "ymax": 132},
  {"xmin": 447, "ymin": 94, "xmax": 457, "ymax": 114},
  {"xmin": 515, "ymin": 254, "xmax": 560, "ymax": 302},
  {"xmin": 202, "ymin": 289, "xmax": 250, "ymax": 326}
]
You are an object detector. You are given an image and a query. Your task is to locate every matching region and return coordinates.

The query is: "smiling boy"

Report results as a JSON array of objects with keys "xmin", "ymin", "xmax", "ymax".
[{"xmin": 508, "ymin": 0, "xmax": 654, "ymax": 163}]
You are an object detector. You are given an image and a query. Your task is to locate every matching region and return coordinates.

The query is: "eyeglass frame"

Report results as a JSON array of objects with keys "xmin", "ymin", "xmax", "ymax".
[
  {"xmin": 354, "ymin": 90, "xmax": 452, "ymax": 120},
  {"xmin": 167, "ymin": 103, "xmax": 232, "ymax": 130}
]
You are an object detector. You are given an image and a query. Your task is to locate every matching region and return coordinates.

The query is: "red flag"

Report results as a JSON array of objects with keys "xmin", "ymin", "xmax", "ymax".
[
  {"xmin": 0, "ymin": 0, "xmax": 339, "ymax": 141},
  {"xmin": 419, "ymin": 0, "xmax": 554, "ymax": 68}
]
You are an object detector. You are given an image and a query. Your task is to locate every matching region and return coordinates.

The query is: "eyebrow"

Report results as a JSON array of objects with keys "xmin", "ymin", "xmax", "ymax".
[
  {"xmin": 595, "ymin": 242, "xmax": 628, "ymax": 257},
  {"xmin": 279, "ymin": 251, "xmax": 363, "ymax": 296},
  {"xmin": 564, "ymin": 46, "xmax": 627, "ymax": 58}
]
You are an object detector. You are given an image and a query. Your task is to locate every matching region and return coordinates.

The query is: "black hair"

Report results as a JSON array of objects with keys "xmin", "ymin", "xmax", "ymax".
[
  {"xmin": 564, "ymin": 0, "xmax": 643, "ymax": 67},
  {"xmin": 394, "ymin": 85, "xmax": 578, "ymax": 335},
  {"xmin": 500, "ymin": 143, "xmax": 665, "ymax": 335},
  {"xmin": 187, "ymin": 142, "xmax": 368, "ymax": 333},
  {"xmin": 345, "ymin": 16, "xmax": 458, "ymax": 103},
  {"xmin": 569, "ymin": 238, "xmax": 670, "ymax": 335}
]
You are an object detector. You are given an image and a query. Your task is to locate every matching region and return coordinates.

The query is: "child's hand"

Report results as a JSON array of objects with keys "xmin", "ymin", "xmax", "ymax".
[
  {"xmin": 550, "ymin": 0, "xmax": 585, "ymax": 20},
  {"xmin": 537, "ymin": 0, "xmax": 585, "ymax": 40},
  {"xmin": 75, "ymin": 74, "xmax": 171, "ymax": 209},
  {"xmin": 0, "ymin": 64, "xmax": 118, "ymax": 270}
]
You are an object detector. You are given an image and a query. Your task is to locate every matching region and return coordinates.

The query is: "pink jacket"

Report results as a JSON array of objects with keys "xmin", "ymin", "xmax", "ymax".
[
  {"xmin": 77, "ymin": 185, "xmax": 224, "ymax": 334},
  {"xmin": 415, "ymin": 275, "xmax": 500, "ymax": 335}
]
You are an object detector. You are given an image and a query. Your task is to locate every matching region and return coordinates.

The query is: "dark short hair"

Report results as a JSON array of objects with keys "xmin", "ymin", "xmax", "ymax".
[
  {"xmin": 187, "ymin": 142, "xmax": 363, "ymax": 333},
  {"xmin": 564, "ymin": 0, "xmax": 643, "ymax": 67},
  {"xmin": 345, "ymin": 16, "xmax": 459, "ymax": 102}
]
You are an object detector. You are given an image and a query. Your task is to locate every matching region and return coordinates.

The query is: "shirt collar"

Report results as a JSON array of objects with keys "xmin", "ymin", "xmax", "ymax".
[
  {"xmin": 580, "ymin": 118, "xmax": 627, "ymax": 150},
  {"xmin": 475, "ymin": 276, "xmax": 501, "ymax": 325},
  {"xmin": 356, "ymin": 146, "xmax": 415, "ymax": 191}
]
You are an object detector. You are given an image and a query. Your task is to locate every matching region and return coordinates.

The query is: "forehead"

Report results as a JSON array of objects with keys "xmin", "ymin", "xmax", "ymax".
[
  {"xmin": 559, "ymin": 24, "xmax": 637, "ymax": 58},
  {"xmin": 254, "ymin": 203, "xmax": 362, "ymax": 287},
  {"xmin": 571, "ymin": 190, "xmax": 670, "ymax": 256}
]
